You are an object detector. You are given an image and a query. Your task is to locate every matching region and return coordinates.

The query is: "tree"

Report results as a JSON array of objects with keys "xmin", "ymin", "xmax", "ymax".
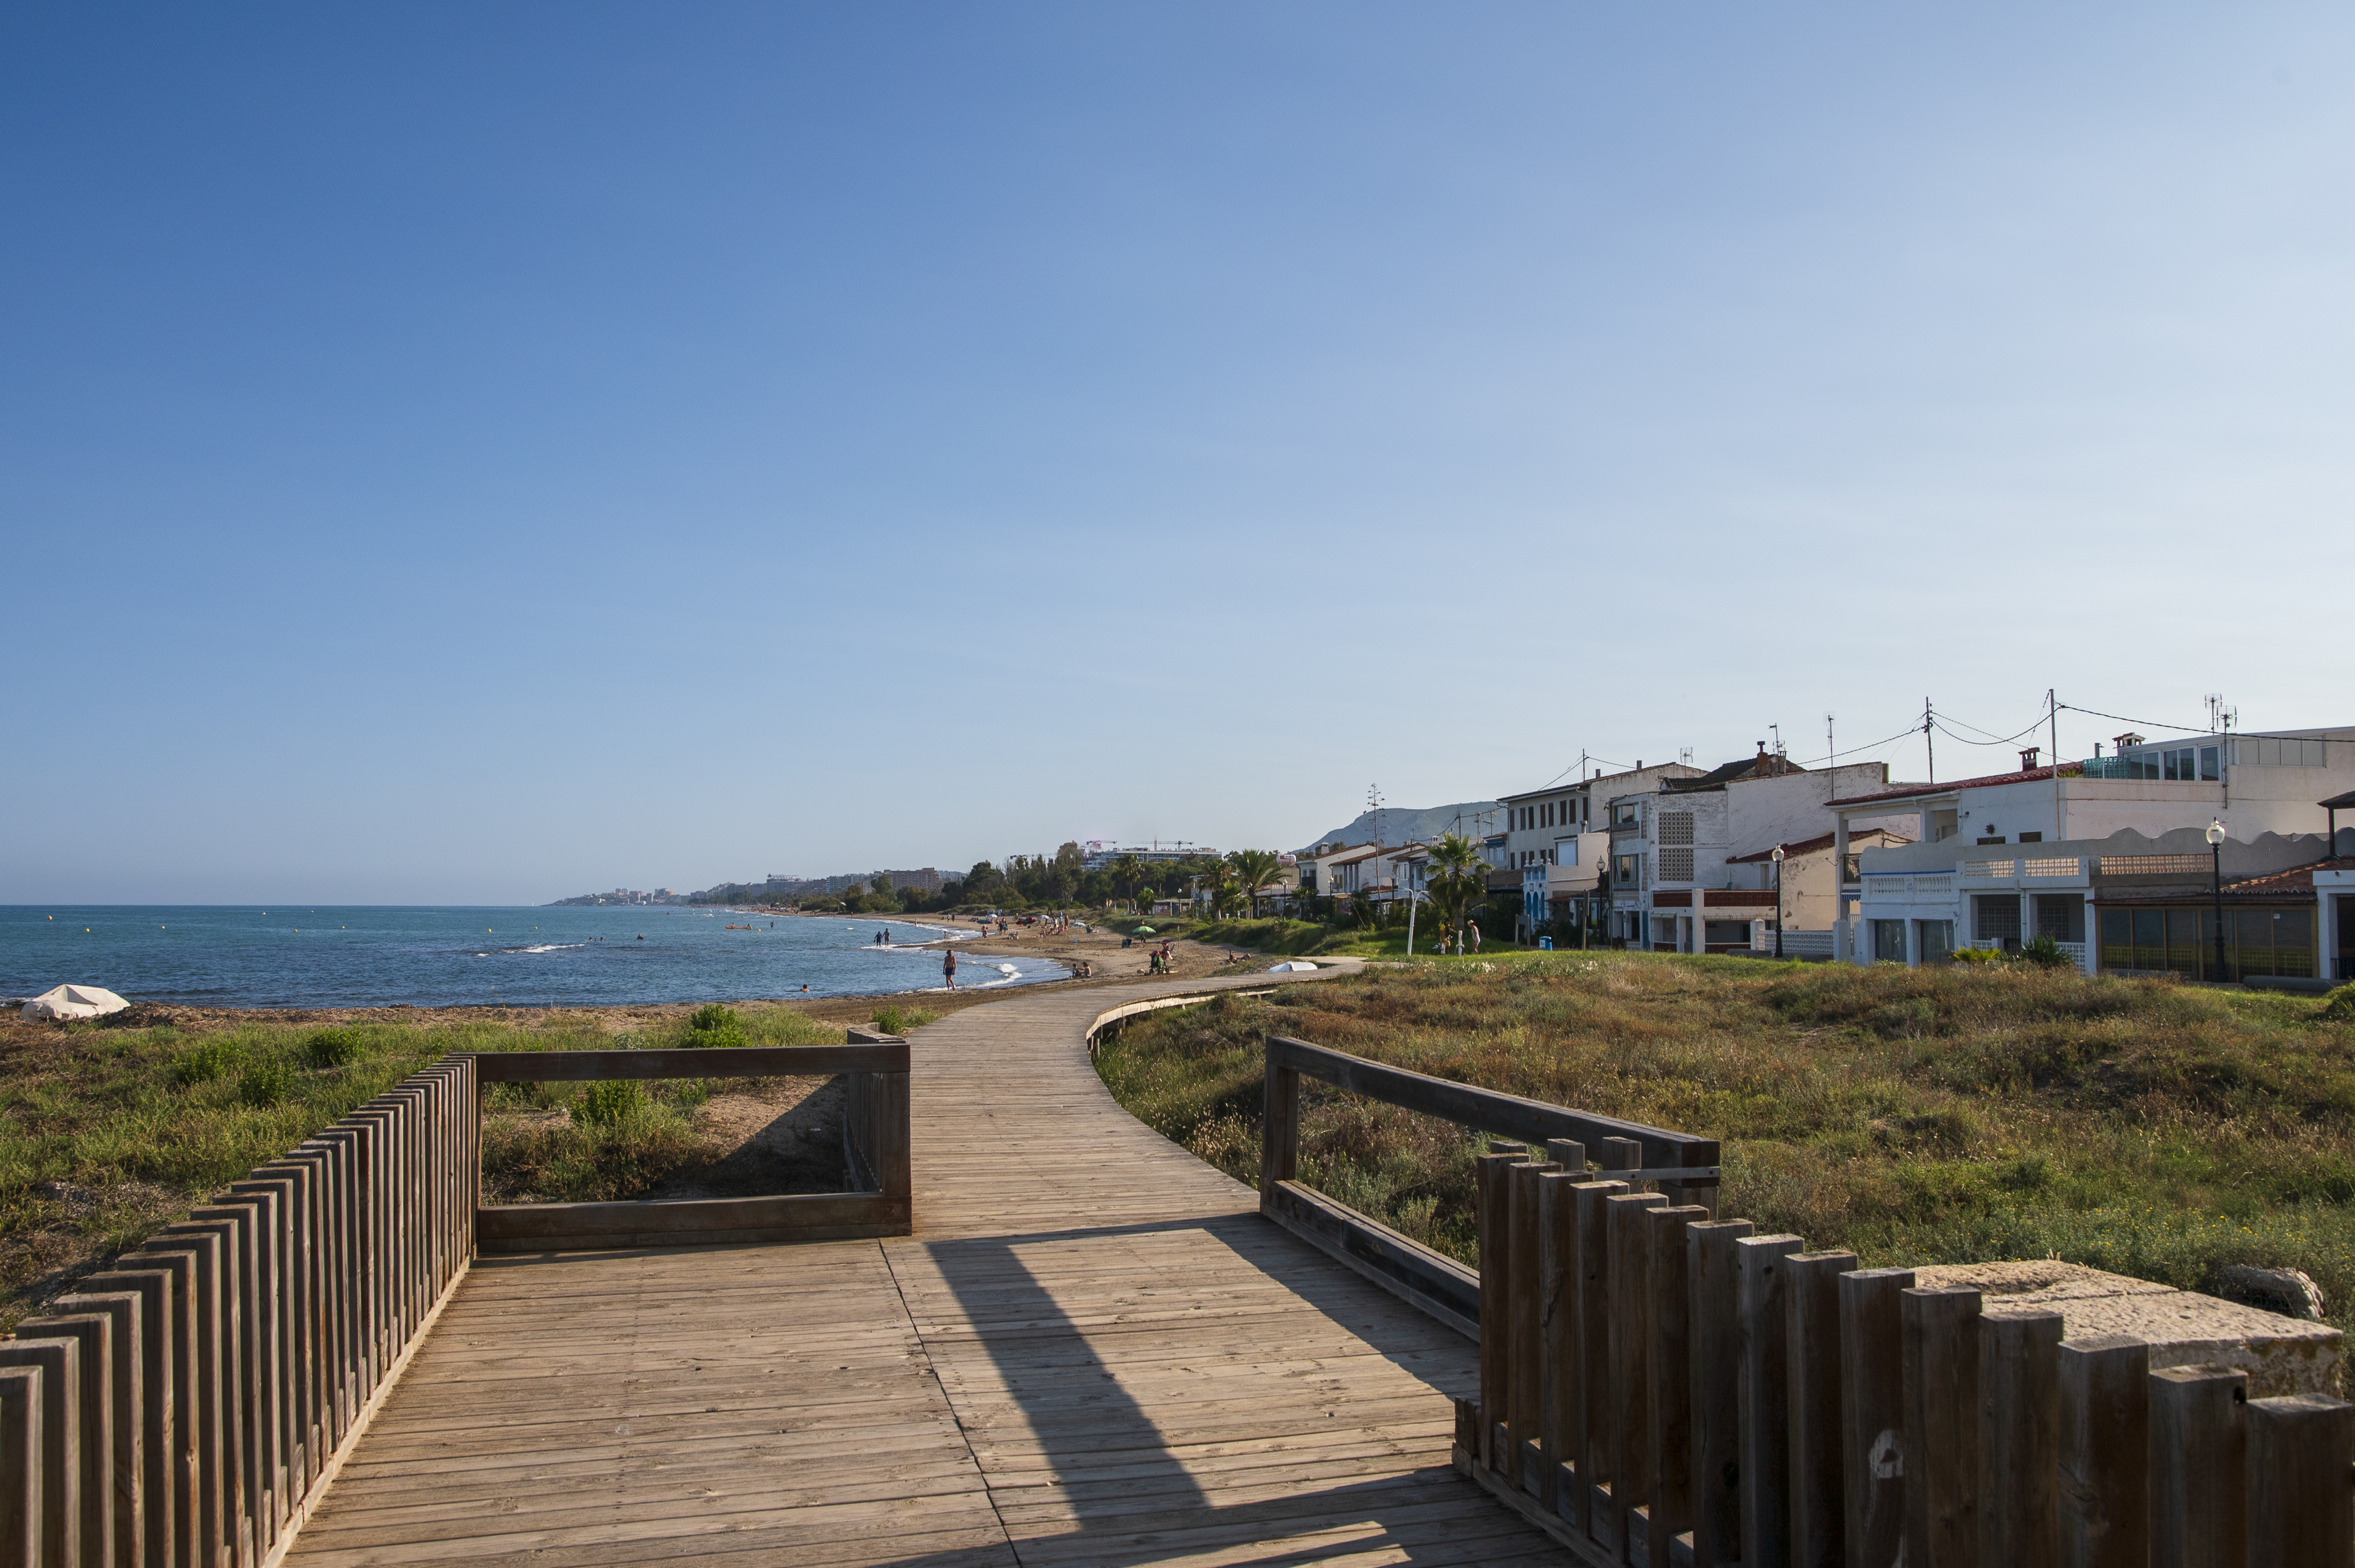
[
  {"xmin": 1112, "ymin": 853, "xmax": 1150, "ymax": 913},
  {"xmin": 1227, "ymin": 848, "xmax": 1283, "ymax": 919},
  {"xmin": 1423, "ymin": 833, "xmax": 1489, "ymax": 952},
  {"xmin": 872, "ymin": 872, "xmax": 894, "ymax": 898}
]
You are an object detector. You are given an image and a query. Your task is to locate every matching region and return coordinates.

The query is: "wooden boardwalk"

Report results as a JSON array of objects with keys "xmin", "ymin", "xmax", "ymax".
[{"xmin": 281, "ymin": 973, "xmax": 1561, "ymax": 1566}]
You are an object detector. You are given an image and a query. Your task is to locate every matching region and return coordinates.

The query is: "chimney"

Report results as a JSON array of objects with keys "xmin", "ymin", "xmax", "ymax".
[{"xmin": 2020, "ymin": 747, "xmax": 2040, "ymax": 771}]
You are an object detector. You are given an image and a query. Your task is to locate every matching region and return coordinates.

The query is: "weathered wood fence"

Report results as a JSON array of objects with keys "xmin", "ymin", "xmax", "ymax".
[
  {"xmin": 0, "ymin": 1029, "xmax": 914, "ymax": 1566},
  {"xmin": 472, "ymin": 1033, "xmax": 911, "ymax": 1252},
  {"xmin": 1459, "ymin": 1135, "xmax": 2355, "ymax": 1568},
  {"xmin": 1, "ymin": 1055, "xmax": 478, "ymax": 1568},
  {"xmin": 1257, "ymin": 1034, "xmax": 1720, "ymax": 1341}
]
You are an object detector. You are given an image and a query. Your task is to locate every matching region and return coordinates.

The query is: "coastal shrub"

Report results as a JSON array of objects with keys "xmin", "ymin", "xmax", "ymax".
[
  {"xmin": 682, "ymin": 1004, "xmax": 745, "ymax": 1049},
  {"xmin": 304, "ymin": 1028, "xmax": 361, "ymax": 1070},
  {"xmin": 2018, "ymin": 936, "xmax": 2073, "ymax": 970},
  {"xmin": 2322, "ymin": 984, "xmax": 2355, "ymax": 1024},
  {"xmin": 575, "ymin": 1080, "xmax": 646, "ymax": 1127},
  {"xmin": 871, "ymin": 1006, "xmax": 937, "ymax": 1036},
  {"xmin": 237, "ymin": 1056, "xmax": 297, "ymax": 1109},
  {"xmin": 172, "ymin": 1038, "xmax": 242, "ymax": 1086}
]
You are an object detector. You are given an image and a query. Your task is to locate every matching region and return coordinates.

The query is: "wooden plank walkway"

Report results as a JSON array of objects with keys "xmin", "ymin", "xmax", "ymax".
[{"xmin": 281, "ymin": 972, "xmax": 1561, "ymax": 1566}]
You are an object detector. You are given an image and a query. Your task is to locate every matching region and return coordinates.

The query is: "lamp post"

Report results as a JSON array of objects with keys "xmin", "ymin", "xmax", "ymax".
[
  {"xmin": 1771, "ymin": 845, "xmax": 1787, "ymax": 959},
  {"xmin": 2206, "ymin": 819, "xmax": 2228, "ymax": 982}
]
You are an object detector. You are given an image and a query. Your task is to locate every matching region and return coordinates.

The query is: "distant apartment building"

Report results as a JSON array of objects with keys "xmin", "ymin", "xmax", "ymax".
[
  {"xmin": 1080, "ymin": 841, "xmax": 1216, "ymax": 872},
  {"xmin": 1842, "ymin": 725, "xmax": 2355, "ymax": 975}
]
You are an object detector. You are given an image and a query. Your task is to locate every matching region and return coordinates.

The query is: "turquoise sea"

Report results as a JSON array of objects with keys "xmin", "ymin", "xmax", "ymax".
[{"xmin": 0, "ymin": 905, "xmax": 1063, "ymax": 1009}]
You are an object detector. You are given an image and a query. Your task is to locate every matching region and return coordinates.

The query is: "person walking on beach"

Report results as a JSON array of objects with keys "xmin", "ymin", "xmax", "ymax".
[
  {"xmin": 1469, "ymin": 920, "xmax": 1482, "ymax": 953},
  {"xmin": 943, "ymin": 947, "xmax": 958, "ymax": 989}
]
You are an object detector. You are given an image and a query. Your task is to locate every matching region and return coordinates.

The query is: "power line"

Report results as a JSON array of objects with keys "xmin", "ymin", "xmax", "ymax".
[{"xmin": 2056, "ymin": 702, "xmax": 2215, "ymax": 736}]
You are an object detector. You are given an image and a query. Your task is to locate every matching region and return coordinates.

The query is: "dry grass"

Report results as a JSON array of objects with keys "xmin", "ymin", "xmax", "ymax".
[
  {"xmin": 1092, "ymin": 954, "xmax": 2355, "ymax": 1329},
  {"xmin": 0, "ymin": 1002, "xmax": 842, "ymax": 1331}
]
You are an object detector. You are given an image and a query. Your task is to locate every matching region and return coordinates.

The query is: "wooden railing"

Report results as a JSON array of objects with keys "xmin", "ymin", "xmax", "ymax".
[
  {"xmin": 471, "ymin": 1033, "xmax": 911, "ymax": 1253},
  {"xmin": 1456, "ymin": 1139, "xmax": 2355, "ymax": 1567},
  {"xmin": 0, "ymin": 1030, "xmax": 913, "ymax": 1565},
  {"xmin": 1, "ymin": 1055, "xmax": 478, "ymax": 1568},
  {"xmin": 1257, "ymin": 1035, "xmax": 1719, "ymax": 1341}
]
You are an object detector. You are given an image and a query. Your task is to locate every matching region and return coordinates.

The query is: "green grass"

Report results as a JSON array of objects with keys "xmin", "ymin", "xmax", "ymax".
[
  {"xmin": 0, "ymin": 1003, "xmax": 843, "ymax": 1331},
  {"xmin": 1092, "ymin": 954, "xmax": 2355, "ymax": 1330},
  {"xmin": 870, "ymin": 1005, "xmax": 939, "ymax": 1037}
]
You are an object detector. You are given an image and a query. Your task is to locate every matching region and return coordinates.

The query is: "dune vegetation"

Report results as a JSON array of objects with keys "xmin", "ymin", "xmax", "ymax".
[
  {"xmin": 1092, "ymin": 955, "xmax": 2355, "ymax": 1331},
  {"xmin": 0, "ymin": 1002, "xmax": 846, "ymax": 1332}
]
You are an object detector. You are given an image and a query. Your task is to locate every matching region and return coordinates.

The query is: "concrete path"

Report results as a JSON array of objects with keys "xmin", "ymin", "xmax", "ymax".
[{"xmin": 281, "ymin": 969, "xmax": 1559, "ymax": 1566}]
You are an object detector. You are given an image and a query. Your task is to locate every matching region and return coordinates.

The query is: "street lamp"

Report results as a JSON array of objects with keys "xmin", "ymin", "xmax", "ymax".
[
  {"xmin": 1770, "ymin": 845, "xmax": 1787, "ymax": 959},
  {"xmin": 2206, "ymin": 819, "xmax": 2228, "ymax": 982}
]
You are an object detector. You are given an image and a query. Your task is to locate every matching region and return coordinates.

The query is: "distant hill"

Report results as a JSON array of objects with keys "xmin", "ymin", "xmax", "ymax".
[{"xmin": 1296, "ymin": 801, "xmax": 1503, "ymax": 854}]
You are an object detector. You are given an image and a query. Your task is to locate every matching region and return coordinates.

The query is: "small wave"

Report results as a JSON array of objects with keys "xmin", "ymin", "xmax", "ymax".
[{"xmin": 517, "ymin": 943, "xmax": 582, "ymax": 954}]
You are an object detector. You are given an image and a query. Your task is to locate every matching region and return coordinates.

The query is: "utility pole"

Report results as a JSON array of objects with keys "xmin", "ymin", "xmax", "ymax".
[
  {"xmin": 1826, "ymin": 713, "xmax": 1836, "ymax": 770},
  {"xmin": 1924, "ymin": 697, "xmax": 1936, "ymax": 785},
  {"xmin": 2049, "ymin": 688, "xmax": 2062, "ymax": 843}
]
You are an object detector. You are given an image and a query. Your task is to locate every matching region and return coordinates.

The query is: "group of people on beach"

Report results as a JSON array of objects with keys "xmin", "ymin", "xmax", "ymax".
[{"xmin": 1146, "ymin": 941, "xmax": 1176, "ymax": 975}]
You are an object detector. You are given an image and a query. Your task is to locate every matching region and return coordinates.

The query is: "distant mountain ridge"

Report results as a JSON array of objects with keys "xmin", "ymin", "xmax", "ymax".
[{"xmin": 1296, "ymin": 801, "xmax": 1503, "ymax": 854}]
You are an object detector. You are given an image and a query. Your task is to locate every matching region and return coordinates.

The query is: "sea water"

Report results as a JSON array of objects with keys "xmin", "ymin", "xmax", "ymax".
[{"xmin": 0, "ymin": 905, "xmax": 1062, "ymax": 1009}]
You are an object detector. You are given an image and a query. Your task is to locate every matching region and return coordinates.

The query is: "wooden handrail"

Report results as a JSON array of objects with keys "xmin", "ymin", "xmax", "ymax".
[
  {"xmin": 463, "ymin": 1042, "xmax": 908, "ymax": 1080},
  {"xmin": 1256, "ymin": 1034, "xmax": 1718, "ymax": 1347}
]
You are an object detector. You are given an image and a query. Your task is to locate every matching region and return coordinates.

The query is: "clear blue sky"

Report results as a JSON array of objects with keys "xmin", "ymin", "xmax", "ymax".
[{"xmin": 6, "ymin": 5, "xmax": 2350, "ymax": 903}]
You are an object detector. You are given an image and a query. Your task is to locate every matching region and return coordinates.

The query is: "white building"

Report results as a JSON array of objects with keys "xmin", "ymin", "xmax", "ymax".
[
  {"xmin": 1603, "ymin": 747, "xmax": 1917, "ymax": 954},
  {"xmin": 1838, "ymin": 726, "xmax": 2355, "ymax": 970}
]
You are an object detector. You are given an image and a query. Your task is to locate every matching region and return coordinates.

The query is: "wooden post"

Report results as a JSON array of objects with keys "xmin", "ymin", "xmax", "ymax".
[
  {"xmin": 2057, "ymin": 1335, "xmax": 2148, "ymax": 1568},
  {"xmin": 15, "ymin": 1313, "xmax": 113, "ymax": 1568},
  {"xmin": 1574, "ymin": 1179, "xmax": 1629, "ymax": 1543},
  {"xmin": 117, "ymin": 1247, "xmax": 198, "ymax": 1566},
  {"xmin": 1901, "ymin": 1286, "xmax": 1982, "ymax": 1568},
  {"xmin": 2149, "ymin": 1363, "xmax": 2247, "ymax": 1568},
  {"xmin": 878, "ymin": 1071, "xmax": 912, "ymax": 1209},
  {"xmin": 2245, "ymin": 1394, "xmax": 2354, "ymax": 1568},
  {"xmin": 1476, "ymin": 1149, "xmax": 1523, "ymax": 1473},
  {"xmin": 1837, "ymin": 1268, "xmax": 1913, "ymax": 1568},
  {"xmin": 1539, "ymin": 1167, "xmax": 1583, "ymax": 1516},
  {"xmin": 1737, "ymin": 1234, "xmax": 1806, "ymax": 1568},
  {"xmin": 53, "ymin": 1289, "xmax": 143, "ymax": 1568},
  {"xmin": 1260, "ymin": 1056, "xmax": 1299, "ymax": 1199},
  {"xmin": 135, "ymin": 1230, "xmax": 227, "ymax": 1567},
  {"xmin": 1645, "ymin": 1204, "xmax": 1708, "ymax": 1568},
  {"xmin": 189, "ymin": 1197, "xmax": 271, "ymax": 1558},
  {"xmin": 1686, "ymin": 1219, "xmax": 1755, "ymax": 1568},
  {"xmin": 1980, "ymin": 1311, "xmax": 2062, "ymax": 1568},
  {"xmin": 159, "ymin": 1216, "xmax": 249, "ymax": 1565},
  {"xmin": 1609, "ymin": 1191, "xmax": 1668, "ymax": 1560},
  {"xmin": 0, "ymin": 1340, "xmax": 79, "ymax": 1568},
  {"xmin": 0, "ymin": 1366, "xmax": 39, "ymax": 1567},
  {"xmin": 77, "ymin": 1269, "xmax": 173, "ymax": 1568},
  {"xmin": 1510, "ymin": 1158, "xmax": 1556, "ymax": 1491},
  {"xmin": 1540, "ymin": 1137, "xmax": 1588, "ymax": 1517},
  {"xmin": 1599, "ymin": 1137, "xmax": 1645, "ymax": 1184},
  {"xmin": 1784, "ymin": 1250, "xmax": 1856, "ymax": 1568}
]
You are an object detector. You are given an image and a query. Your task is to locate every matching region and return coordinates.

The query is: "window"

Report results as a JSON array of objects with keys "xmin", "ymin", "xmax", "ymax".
[
  {"xmin": 1556, "ymin": 839, "xmax": 1580, "ymax": 866},
  {"xmin": 1614, "ymin": 854, "xmax": 1638, "ymax": 885},
  {"xmin": 1706, "ymin": 920, "xmax": 1752, "ymax": 948},
  {"xmin": 2033, "ymin": 894, "xmax": 2083, "ymax": 944},
  {"xmin": 1915, "ymin": 919, "xmax": 1955, "ymax": 964},
  {"xmin": 1973, "ymin": 894, "xmax": 2022, "ymax": 951},
  {"xmin": 1872, "ymin": 919, "xmax": 1908, "ymax": 962},
  {"xmin": 2016, "ymin": 832, "xmax": 2043, "ymax": 843},
  {"xmin": 2163, "ymin": 747, "xmax": 2197, "ymax": 781},
  {"xmin": 1977, "ymin": 835, "xmax": 2006, "ymax": 845},
  {"xmin": 1659, "ymin": 812, "xmax": 1695, "ymax": 847},
  {"xmin": 1660, "ymin": 848, "xmax": 1694, "ymax": 882},
  {"xmin": 2200, "ymin": 746, "xmax": 2220, "ymax": 781}
]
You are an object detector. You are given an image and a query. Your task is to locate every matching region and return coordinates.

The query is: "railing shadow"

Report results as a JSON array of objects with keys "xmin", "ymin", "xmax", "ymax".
[{"xmin": 900, "ymin": 1211, "xmax": 1497, "ymax": 1566}]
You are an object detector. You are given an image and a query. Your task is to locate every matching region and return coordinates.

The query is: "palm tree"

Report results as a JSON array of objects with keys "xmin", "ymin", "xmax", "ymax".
[
  {"xmin": 1423, "ymin": 832, "xmax": 1489, "ymax": 952},
  {"xmin": 1227, "ymin": 848, "xmax": 1283, "ymax": 919},
  {"xmin": 1112, "ymin": 853, "xmax": 1148, "ymax": 914}
]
